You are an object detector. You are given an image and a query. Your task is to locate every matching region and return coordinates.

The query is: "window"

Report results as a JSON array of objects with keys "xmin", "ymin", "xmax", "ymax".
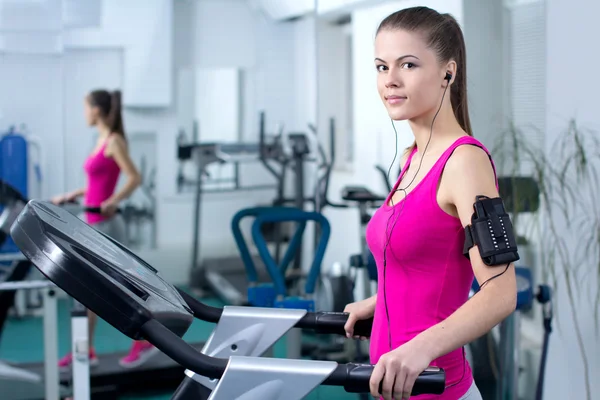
[{"xmin": 504, "ymin": 0, "xmax": 547, "ymax": 330}]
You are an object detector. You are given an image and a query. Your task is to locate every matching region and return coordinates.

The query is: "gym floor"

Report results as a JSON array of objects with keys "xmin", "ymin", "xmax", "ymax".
[{"xmin": 0, "ymin": 291, "xmax": 357, "ymax": 400}]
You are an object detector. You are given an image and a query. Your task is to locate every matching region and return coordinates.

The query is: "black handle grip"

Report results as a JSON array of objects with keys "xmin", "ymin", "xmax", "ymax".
[
  {"xmin": 297, "ymin": 311, "xmax": 373, "ymax": 337},
  {"xmin": 353, "ymin": 317, "xmax": 374, "ymax": 337},
  {"xmin": 325, "ymin": 363, "xmax": 445, "ymax": 395}
]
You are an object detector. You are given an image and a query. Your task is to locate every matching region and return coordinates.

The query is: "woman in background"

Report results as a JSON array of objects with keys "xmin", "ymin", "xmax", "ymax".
[{"xmin": 52, "ymin": 89, "xmax": 157, "ymax": 369}]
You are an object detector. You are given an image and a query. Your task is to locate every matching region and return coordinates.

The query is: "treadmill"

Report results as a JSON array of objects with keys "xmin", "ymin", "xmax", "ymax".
[
  {"xmin": 0, "ymin": 181, "xmax": 206, "ymax": 398},
  {"xmin": 11, "ymin": 199, "xmax": 447, "ymax": 399},
  {"xmin": 0, "ymin": 180, "xmax": 70, "ymax": 400}
]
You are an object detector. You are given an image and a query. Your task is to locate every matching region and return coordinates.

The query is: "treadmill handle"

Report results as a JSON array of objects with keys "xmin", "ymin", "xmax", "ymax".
[
  {"xmin": 83, "ymin": 206, "xmax": 122, "ymax": 215},
  {"xmin": 297, "ymin": 312, "xmax": 373, "ymax": 337},
  {"xmin": 177, "ymin": 287, "xmax": 372, "ymax": 337},
  {"xmin": 142, "ymin": 319, "xmax": 445, "ymax": 396},
  {"xmin": 177, "ymin": 287, "xmax": 222, "ymax": 323},
  {"xmin": 326, "ymin": 363, "xmax": 446, "ymax": 396}
]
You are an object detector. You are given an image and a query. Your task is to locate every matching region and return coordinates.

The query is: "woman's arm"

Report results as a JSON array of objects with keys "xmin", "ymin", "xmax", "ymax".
[
  {"xmin": 67, "ymin": 187, "xmax": 87, "ymax": 198},
  {"xmin": 413, "ymin": 145, "xmax": 517, "ymax": 360},
  {"xmin": 51, "ymin": 187, "xmax": 86, "ymax": 204},
  {"xmin": 102, "ymin": 135, "xmax": 142, "ymax": 209}
]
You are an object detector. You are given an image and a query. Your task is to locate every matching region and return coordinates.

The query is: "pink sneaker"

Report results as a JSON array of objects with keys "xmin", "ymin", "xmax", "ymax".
[
  {"xmin": 119, "ymin": 340, "xmax": 159, "ymax": 368},
  {"xmin": 58, "ymin": 348, "xmax": 99, "ymax": 371}
]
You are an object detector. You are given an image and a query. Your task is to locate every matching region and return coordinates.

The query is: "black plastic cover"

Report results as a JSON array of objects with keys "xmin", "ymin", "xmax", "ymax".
[
  {"xmin": 0, "ymin": 179, "xmax": 27, "ymax": 205},
  {"xmin": 11, "ymin": 200, "xmax": 193, "ymax": 339}
]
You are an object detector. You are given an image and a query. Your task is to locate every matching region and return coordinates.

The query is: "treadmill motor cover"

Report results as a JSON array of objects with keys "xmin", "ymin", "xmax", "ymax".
[{"xmin": 11, "ymin": 200, "xmax": 193, "ymax": 339}]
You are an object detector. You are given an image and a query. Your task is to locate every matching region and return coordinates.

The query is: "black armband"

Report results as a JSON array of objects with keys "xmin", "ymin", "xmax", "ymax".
[{"xmin": 463, "ymin": 195, "xmax": 520, "ymax": 266}]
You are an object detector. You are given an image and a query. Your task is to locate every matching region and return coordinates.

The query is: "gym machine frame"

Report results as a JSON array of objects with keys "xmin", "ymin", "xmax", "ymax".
[{"xmin": 177, "ymin": 112, "xmax": 317, "ymax": 305}]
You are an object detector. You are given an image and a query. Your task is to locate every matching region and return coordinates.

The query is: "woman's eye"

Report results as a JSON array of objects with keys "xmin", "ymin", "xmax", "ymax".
[
  {"xmin": 401, "ymin": 62, "xmax": 415, "ymax": 69},
  {"xmin": 376, "ymin": 65, "xmax": 387, "ymax": 72}
]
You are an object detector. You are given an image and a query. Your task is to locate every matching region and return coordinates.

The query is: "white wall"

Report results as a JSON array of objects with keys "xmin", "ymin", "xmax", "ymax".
[
  {"xmin": 155, "ymin": 0, "xmax": 319, "ymax": 282},
  {"xmin": 543, "ymin": 0, "xmax": 600, "ymax": 398},
  {"xmin": 64, "ymin": 0, "xmax": 173, "ymax": 107},
  {"xmin": 63, "ymin": 49, "xmax": 123, "ymax": 192},
  {"xmin": 463, "ymin": 0, "xmax": 505, "ymax": 148},
  {"xmin": 0, "ymin": 54, "xmax": 64, "ymax": 198}
]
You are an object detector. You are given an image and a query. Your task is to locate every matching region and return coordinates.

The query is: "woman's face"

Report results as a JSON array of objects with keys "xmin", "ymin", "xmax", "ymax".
[
  {"xmin": 84, "ymin": 97, "xmax": 100, "ymax": 127},
  {"xmin": 374, "ymin": 29, "xmax": 447, "ymax": 121}
]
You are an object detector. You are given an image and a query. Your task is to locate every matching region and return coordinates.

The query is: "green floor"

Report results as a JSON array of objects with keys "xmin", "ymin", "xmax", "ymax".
[{"xmin": 0, "ymin": 295, "xmax": 359, "ymax": 400}]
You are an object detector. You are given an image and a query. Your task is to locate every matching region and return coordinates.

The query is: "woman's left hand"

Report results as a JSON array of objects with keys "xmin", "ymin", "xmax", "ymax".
[
  {"xmin": 100, "ymin": 200, "xmax": 119, "ymax": 217},
  {"xmin": 369, "ymin": 338, "xmax": 434, "ymax": 400}
]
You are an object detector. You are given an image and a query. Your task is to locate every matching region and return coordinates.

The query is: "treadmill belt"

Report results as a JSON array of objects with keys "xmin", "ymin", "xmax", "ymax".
[{"xmin": 19, "ymin": 342, "xmax": 205, "ymax": 398}]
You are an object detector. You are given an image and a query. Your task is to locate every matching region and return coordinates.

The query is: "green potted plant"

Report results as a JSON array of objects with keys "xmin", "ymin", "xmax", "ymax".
[{"xmin": 489, "ymin": 118, "xmax": 599, "ymax": 400}]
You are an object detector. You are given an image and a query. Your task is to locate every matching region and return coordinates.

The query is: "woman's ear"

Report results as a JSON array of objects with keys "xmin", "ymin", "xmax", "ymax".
[{"xmin": 444, "ymin": 60, "xmax": 457, "ymax": 85}]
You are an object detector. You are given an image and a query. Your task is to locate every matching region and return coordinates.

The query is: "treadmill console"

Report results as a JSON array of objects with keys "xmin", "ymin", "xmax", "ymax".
[{"xmin": 11, "ymin": 200, "xmax": 194, "ymax": 339}]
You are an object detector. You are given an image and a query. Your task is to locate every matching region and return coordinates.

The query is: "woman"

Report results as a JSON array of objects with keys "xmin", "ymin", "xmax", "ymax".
[
  {"xmin": 52, "ymin": 89, "xmax": 156, "ymax": 370},
  {"xmin": 343, "ymin": 7, "xmax": 517, "ymax": 400}
]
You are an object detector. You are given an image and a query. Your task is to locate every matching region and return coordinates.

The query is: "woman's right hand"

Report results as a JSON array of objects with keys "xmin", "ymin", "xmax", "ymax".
[
  {"xmin": 343, "ymin": 296, "xmax": 376, "ymax": 340},
  {"xmin": 51, "ymin": 191, "xmax": 79, "ymax": 205},
  {"xmin": 50, "ymin": 194, "xmax": 66, "ymax": 205}
]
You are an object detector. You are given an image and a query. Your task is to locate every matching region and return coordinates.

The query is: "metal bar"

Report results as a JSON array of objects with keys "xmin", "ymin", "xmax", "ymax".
[
  {"xmin": 181, "ymin": 184, "xmax": 277, "ymax": 195},
  {"xmin": 191, "ymin": 161, "xmax": 205, "ymax": 286},
  {"xmin": 0, "ymin": 280, "xmax": 56, "ymax": 291},
  {"xmin": 292, "ymin": 152, "xmax": 305, "ymax": 272},
  {"xmin": 0, "ymin": 252, "xmax": 27, "ymax": 262},
  {"xmin": 286, "ymin": 328, "xmax": 302, "ymax": 360},
  {"xmin": 43, "ymin": 286, "xmax": 59, "ymax": 400},
  {"xmin": 71, "ymin": 300, "xmax": 90, "ymax": 400}
]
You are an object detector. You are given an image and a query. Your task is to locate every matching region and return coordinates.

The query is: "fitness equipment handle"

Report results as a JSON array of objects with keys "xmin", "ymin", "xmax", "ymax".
[
  {"xmin": 327, "ymin": 363, "xmax": 445, "ymax": 395},
  {"xmin": 60, "ymin": 199, "xmax": 122, "ymax": 215},
  {"xmin": 82, "ymin": 206, "xmax": 122, "ymax": 215},
  {"xmin": 177, "ymin": 288, "xmax": 373, "ymax": 337},
  {"xmin": 303, "ymin": 311, "xmax": 373, "ymax": 337},
  {"xmin": 141, "ymin": 318, "xmax": 445, "ymax": 395}
]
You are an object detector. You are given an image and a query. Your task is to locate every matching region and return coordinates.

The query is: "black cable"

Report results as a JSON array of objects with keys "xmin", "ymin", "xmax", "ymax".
[
  {"xmin": 382, "ymin": 80, "xmax": 449, "ymax": 352},
  {"xmin": 380, "ymin": 79, "xmax": 476, "ymax": 392},
  {"xmin": 478, "ymin": 263, "xmax": 510, "ymax": 290}
]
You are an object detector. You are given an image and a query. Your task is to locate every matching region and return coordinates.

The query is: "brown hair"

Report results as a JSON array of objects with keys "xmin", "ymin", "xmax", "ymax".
[
  {"xmin": 88, "ymin": 89, "xmax": 125, "ymax": 137},
  {"xmin": 377, "ymin": 6, "xmax": 472, "ymax": 154}
]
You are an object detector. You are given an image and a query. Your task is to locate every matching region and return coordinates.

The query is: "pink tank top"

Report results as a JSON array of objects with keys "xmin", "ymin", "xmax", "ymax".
[
  {"xmin": 83, "ymin": 135, "xmax": 121, "ymax": 225},
  {"xmin": 366, "ymin": 136, "xmax": 497, "ymax": 399}
]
